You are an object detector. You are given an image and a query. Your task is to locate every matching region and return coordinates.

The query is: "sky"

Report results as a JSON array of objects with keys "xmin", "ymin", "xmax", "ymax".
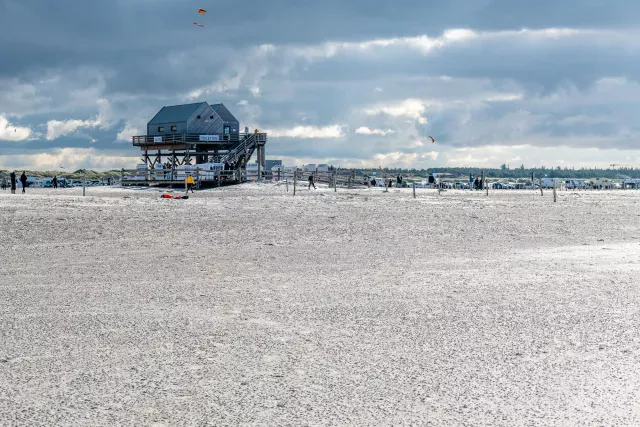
[{"xmin": 1, "ymin": 0, "xmax": 640, "ymax": 171}]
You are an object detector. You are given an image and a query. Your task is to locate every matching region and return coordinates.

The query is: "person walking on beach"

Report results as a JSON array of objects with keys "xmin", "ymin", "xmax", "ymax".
[
  {"xmin": 308, "ymin": 174, "xmax": 316, "ymax": 190},
  {"xmin": 469, "ymin": 173, "xmax": 474, "ymax": 190},
  {"xmin": 428, "ymin": 173, "xmax": 435, "ymax": 189},
  {"xmin": 10, "ymin": 171, "xmax": 16, "ymax": 194},
  {"xmin": 52, "ymin": 176, "xmax": 58, "ymax": 189},
  {"xmin": 20, "ymin": 172, "xmax": 27, "ymax": 193},
  {"xmin": 186, "ymin": 174, "xmax": 195, "ymax": 193}
]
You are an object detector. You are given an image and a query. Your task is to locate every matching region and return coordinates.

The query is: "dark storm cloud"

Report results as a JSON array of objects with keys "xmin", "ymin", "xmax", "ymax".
[{"xmin": 2, "ymin": 0, "xmax": 638, "ymax": 74}]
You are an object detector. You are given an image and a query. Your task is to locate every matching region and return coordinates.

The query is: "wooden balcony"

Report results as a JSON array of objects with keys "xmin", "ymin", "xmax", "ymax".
[{"xmin": 132, "ymin": 133, "xmax": 240, "ymax": 147}]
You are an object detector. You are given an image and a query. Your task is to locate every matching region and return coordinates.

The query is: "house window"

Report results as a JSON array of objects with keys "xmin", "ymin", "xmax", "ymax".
[
  {"xmin": 197, "ymin": 115, "xmax": 201, "ymax": 119},
  {"xmin": 158, "ymin": 126, "xmax": 164, "ymax": 132},
  {"xmin": 210, "ymin": 115, "xmax": 214, "ymax": 119},
  {"xmin": 171, "ymin": 125, "xmax": 177, "ymax": 132}
]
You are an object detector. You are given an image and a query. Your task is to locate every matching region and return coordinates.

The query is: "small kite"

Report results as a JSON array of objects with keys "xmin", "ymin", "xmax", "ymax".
[
  {"xmin": 198, "ymin": 8, "xmax": 207, "ymax": 14},
  {"xmin": 428, "ymin": 136, "xmax": 435, "ymax": 143},
  {"xmin": 193, "ymin": 21, "xmax": 206, "ymax": 28}
]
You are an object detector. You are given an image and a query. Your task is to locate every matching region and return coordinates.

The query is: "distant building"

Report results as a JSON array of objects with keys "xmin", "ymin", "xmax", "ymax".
[{"xmin": 264, "ymin": 159, "xmax": 283, "ymax": 171}]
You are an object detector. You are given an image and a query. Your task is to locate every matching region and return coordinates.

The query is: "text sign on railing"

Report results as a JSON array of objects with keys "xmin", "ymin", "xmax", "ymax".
[
  {"xmin": 153, "ymin": 136, "xmax": 162, "ymax": 143},
  {"xmin": 199, "ymin": 135, "xmax": 220, "ymax": 142}
]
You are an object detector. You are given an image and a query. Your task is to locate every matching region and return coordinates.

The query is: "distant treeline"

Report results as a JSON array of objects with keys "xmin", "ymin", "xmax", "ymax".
[{"xmin": 351, "ymin": 166, "xmax": 640, "ymax": 180}]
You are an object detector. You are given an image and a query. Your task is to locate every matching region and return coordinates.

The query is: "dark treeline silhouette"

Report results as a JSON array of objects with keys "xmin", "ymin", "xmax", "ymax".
[{"xmin": 351, "ymin": 165, "xmax": 640, "ymax": 179}]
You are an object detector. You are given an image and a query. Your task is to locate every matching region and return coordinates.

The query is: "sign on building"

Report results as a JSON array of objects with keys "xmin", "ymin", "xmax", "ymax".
[
  {"xmin": 199, "ymin": 135, "xmax": 220, "ymax": 142},
  {"xmin": 153, "ymin": 136, "xmax": 162, "ymax": 143}
]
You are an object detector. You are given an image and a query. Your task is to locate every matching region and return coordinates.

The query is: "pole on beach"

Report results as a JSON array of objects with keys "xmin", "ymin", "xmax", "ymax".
[
  {"xmin": 348, "ymin": 176, "xmax": 351, "ymax": 189},
  {"xmin": 539, "ymin": 178, "xmax": 543, "ymax": 196},
  {"xmin": 293, "ymin": 171, "xmax": 297, "ymax": 196},
  {"xmin": 83, "ymin": 173, "xmax": 86, "ymax": 196},
  {"xmin": 553, "ymin": 179, "xmax": 557, "ymax": 203},
  {"xmin": 482, "ymin": 170, "xmax": 487, "ymax": 196},
  {"xmin": 286, "ymin": 179, "xmax": 289, "ymax": 192},
  {"xmin": 413, "ymin": 182, "xmax": 416, "ymax": 198},
  {"xmin": 334, "ymin": 171, "xmax": 337, "ymax": 192}
]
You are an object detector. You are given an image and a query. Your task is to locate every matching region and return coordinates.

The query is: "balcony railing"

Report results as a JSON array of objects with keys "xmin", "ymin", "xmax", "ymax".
[{"xmin": 132, "ymin": 133, "xmax": 240, "ymax": 146}]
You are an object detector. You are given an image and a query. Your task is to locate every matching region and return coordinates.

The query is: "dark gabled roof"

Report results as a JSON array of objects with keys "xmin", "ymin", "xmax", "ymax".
[
  {"xmin": 148, "ymin": 102, "xmax": 207, "ymax": 125},
  {"xmin": 210, "ymin": 103, "xmax": 238, "ymax": 123}
]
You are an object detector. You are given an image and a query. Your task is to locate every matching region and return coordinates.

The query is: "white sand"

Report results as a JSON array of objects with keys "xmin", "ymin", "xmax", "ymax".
[{"xmin": 1, "ymin": 184, "xmax": 640, "ymax": 426}]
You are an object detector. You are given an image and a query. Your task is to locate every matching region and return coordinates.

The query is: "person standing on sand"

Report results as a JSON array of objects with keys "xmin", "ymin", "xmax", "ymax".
[
  {"xmin": 20, "ymin": 172, "xmax": 27, "ymax": 193},
  {"xmin": 10, "ymin": 171, "xmax": 16, "ymax": 194},
  {"xmin": 308, "ymin": 174, "xmax": 316, "ymax": 189},
  {"xmin": 52, "ymin": 176, "xmax": 58, "ymax": 189},
  {"xmin": 186, "ymin": 174, "xmax": 195, "ymax": 193}
]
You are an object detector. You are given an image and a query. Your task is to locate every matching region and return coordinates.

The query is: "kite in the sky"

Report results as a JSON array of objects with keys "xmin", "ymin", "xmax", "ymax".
[
  {"xmin": 428, "ymin": 136, "xmax": 435, "ymax": 143},
  {"xmin": 193, "ymin": 21, "xmax": 206, "ymax": 28},
  {"xmin": 198, "ymin": 8, "xmax": 207, "ymax": 14}
]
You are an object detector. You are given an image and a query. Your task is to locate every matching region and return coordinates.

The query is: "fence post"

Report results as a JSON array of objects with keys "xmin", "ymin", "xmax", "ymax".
[
  {"xmin": 293, "ymin": 171, "xmax": 297, "ymax": 196},
  {"xmin": 83, "ymin": 173, "xmax": 86, "ymax": 196},
  {"xmin": 413, "ymin": 182, "xmax": 416, "ymax": 198},
  {"xmin": 539, "ymin": 178, "xmax": 544, "ymax": 196},
  {"xmin": 483, "ymin": 171, "xmax": 488, "ymax": 196},
  {"xmin": 334, "ymin": 171, "xmax": 337, "ymax": 192},
  {"xmin": 348, "ymin": 176, "xmax": 351, "ymax": 189},
  {"xmin": 553, "ymin": 180, "xmax": 557, "ymax": 203},
  {"xmin": 286, "ymin": 178, "xmax": 289, "ymax": 192}
]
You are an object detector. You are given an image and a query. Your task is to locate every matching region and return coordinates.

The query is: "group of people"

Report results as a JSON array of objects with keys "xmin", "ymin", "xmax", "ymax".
[
  {"xmin": 471, "ymin": 174, "xmax": 485, "ymax": 190},
  {"xmin": 1, "ymin": 171, "xmax": 28, "ymax": 194}
]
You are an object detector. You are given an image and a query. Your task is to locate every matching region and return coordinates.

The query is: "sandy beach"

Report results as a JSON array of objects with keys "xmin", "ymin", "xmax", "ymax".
[{"xmin": 1, "ymin": 184, "xmax": 640, "ymax": 426}]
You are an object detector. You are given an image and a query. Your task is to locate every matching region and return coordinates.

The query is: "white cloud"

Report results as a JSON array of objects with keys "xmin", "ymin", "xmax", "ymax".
[
  {"xmin": 364, "ymin": 99, "xmax": 432, "ymax": 124},
  {"xmin": 115, "ymin": 120, "xmax": 145, "ymax": 143},
  {"xmin": 371, "ymin": 151, "xmax": 440, "ymax": 167},
  {"xmin": 374, "ymin": 87, "xmax": 383, "ymax": 92},
  {"xmin": 355, "ymin": 127, "xmax": 396, "ymax": 136},
  {"xmin": 0, "ymin": 147, "xmax": 138, "ymax": 171},
  {"xmin": 485, "ymin": 93, "xmax": 523, "ymax": 102},
  {"xmin": 249, "ymin": 86, "xmax": 261, "ymax": 97},
  {"xmin": 266, "ymin": 125, "xmax": 345, "ymax": 138},
  {"xmin": 272, "ymin": 27, "xmax": 592, "ymax": 60},
  {"xmin": 46, "ymin": 118, "xmax": 101, "ymax": 140},
  {"xmin": 45, "ymin": 97, "xmax": 117, "ymax": 140},
  {"xmin": 0, "ymin": 115, "xmax": 32, "ymax": 141}
]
